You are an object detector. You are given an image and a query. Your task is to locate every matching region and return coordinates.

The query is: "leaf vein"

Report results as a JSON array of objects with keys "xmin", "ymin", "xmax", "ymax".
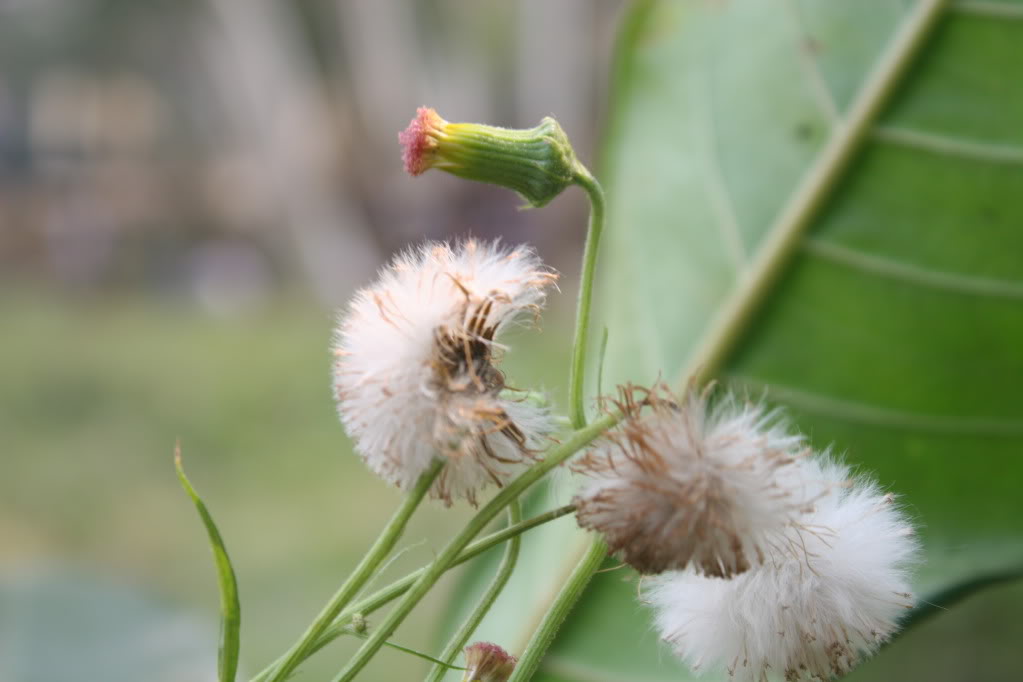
[
  {"xmin": 873, "ymin": 125, "xmax": 1023, "ymax": 165},
  {"xmin": 953, "ymin": 0, "xmax": 1023, "ymax": 19},
  {"xmin": 729, "ymin": 376, "xmax": 1023, "ymax": 436},
  {"xmin": 803, "ymin": 237, "xmax": 1023, "ymax": 300}
]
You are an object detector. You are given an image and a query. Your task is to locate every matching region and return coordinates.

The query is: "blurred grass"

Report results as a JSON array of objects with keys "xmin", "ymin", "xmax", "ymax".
[{"xmin": 0, "ymin": 288, "xmax": 571, "ymax": 680}]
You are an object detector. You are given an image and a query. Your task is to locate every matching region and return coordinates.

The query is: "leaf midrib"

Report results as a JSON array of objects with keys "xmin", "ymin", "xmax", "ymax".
[{"xmin": 681, "ymin": 0, "xmax": 949, "ymax": 387}]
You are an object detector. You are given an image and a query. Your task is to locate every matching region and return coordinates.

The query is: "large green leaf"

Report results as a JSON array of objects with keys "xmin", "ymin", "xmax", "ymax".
[
  {"xmin": 522, "ymin": 0, "xmax": 1023, "ymax": 680},
  {"xmin": 601, "ymin": 0, "xmax": 1023, "ymax": 573}
]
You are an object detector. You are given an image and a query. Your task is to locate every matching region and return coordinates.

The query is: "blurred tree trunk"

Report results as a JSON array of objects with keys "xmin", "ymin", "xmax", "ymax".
[{"xmin": 202, "ymin": 0, "xmax": 380, "ymax": 306}]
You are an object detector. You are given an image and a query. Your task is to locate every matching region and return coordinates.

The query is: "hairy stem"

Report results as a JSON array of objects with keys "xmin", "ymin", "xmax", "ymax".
[
  {"xmin": 250, "ymin": 504, "xmax": 576, "ymax": 682},
  {"xmin": 568, "ymin": 169, "xmax": 606, "ymax": 429},
  {"xmin": 331, "ymin": 415, "xmax": 618, "ymax": 682},
  {"xmin": 501, "ymin": 160, "xmax": 607, "ymax": 680},
  {"xmin": 262, "ymin": 459, "xmax": 444, "ymax": 682},
  {"xmin": 506, "ymin": 537, "xmax": 608, "ymax": 682},
  {"xmin": 424, "ymin": 501, "xmax": 523, "ymax": 682}
]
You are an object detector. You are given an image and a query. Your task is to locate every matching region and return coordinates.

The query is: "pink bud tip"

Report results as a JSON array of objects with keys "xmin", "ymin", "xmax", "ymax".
[{"xmin": 399, "ymin": 106, "xmax": 444, "ymax": 176}]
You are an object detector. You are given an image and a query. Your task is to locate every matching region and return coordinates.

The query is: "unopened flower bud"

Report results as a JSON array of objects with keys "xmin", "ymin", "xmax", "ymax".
[
  {"xmin": 399, "ymin": 107, "xmax": 583, "ymax": 207},
  {"xmin": 462, "ymin": 642, "xmax": 516, "ymax": 682}
]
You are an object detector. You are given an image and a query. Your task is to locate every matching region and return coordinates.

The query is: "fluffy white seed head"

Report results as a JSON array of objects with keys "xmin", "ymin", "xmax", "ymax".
[
  {"xmin": 333, "ymin": 239, "xmax": 557, "ymax": 505},
  {"xmin": 573, "ymin": 386, "xmax": 816, "ymax": 576},
  {"xmin": 647, "ymin": 458, "xmax": 920, "ymax": 681}
]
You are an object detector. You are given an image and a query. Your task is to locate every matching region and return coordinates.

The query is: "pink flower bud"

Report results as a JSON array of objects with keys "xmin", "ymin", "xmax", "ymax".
[
  {"xmin": 398, "ymin": 106, "xmax": 582, "ymax": 207},
  {"xmin": 462, "ymin": 642, "xmax": 516, "ymax": 682}
]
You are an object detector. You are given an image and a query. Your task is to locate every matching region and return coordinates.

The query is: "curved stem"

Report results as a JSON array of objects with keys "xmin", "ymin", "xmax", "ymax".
[
  {"xmin": 331, "ymin": 414, "xmax": 618, "ymax": 682},
  {"xmin": 424, "ymin": 501, "xmax": 523, "ymax": 682},
  {"xmin": 250, "ymin": 504, "xmax": 576, "ymax": 682},
  {"xmin": 498, "ymin": 168, "xmax": 606, "ymax": 680},
  {"xmin": 568, "ymin": 170, "xmax": 606, "ymax": 429},
  {"xmin": 506, "ymin": 537, "xmax": 607, "ymax": 682},
  {"xmin": 263, "ymin": 459, "xmax": 444, "ymax": 682}
]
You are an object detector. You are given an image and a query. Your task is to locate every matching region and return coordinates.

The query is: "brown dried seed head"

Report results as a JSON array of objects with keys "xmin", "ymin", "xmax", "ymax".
[{"xmin": 574, "ymin": 384, "xmax": 809, "ymax": 576}]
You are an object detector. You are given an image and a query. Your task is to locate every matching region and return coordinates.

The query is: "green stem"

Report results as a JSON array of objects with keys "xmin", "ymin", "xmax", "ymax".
[
  {"xmin": 424, "ymin": 501, "xmax": 523, "ymax": 682},
  {"xmin": 499, "ymin": 167, "xmax": 607, "ymax": 680},
  {"xmin": 506, "ymin": 537, "xmax": 607, "ymax": 682},
  {"xmin": 331, "ymin": 415, "xmax": 618, "ymax": 682},
  {"xmin": 495, "ymin": 145, "xmax": 606, "ymax": 682},
  {"xmin": 251, "ymin": 504, "xmax": 576, "ymax": 682},
  {"xmin": 568, "ymin": 169, "xmax": 606, "ymax": 429},
  {"xmin": 348, "ymin": 631, "xmax": 467, "ymax": 671},
  {"xmin": 263, "ymin": 459, "xmax": 444, "ymax": 682}
]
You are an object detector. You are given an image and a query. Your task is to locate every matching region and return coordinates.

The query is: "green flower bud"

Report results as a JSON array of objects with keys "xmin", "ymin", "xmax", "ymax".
[{"xmin": 399, "ymin": 107, "xmax": 583, "ymax": 207}]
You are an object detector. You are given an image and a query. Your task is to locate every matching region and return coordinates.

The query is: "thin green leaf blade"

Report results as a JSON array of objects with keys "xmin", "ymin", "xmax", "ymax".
[{"xmin": 176, "ymin": 443, "xmax": 241, "ymax": 682}]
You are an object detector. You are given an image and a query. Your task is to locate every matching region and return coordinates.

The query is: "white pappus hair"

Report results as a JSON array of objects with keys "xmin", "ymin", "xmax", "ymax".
[
  {"xmin": 646, "ymin": 458, "xmax": 920, "ymax": 681},
  {"xmin": 332, "ymin": 239, "xmax": 557, "ymax": 505}
]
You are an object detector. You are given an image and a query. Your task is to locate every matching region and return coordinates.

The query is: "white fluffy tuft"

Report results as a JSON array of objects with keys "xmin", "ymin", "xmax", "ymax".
[
  {"xmin": 646, "ymin": 458, "xmax": 920, "ymax": 681},
  {"xmin": 332, "ymin": 239, "xmax": 557, "ymax": 504}
]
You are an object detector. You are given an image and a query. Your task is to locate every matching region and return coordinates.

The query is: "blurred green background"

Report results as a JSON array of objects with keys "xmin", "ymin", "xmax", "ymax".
[
  {"xmin": 0, "ymin": 0, "xmax": 609, "ymax": 679},
  {"xmin": 0, "ymin": 290, "xmax": 572, "ymax": 680},
  {"xmin": 3, "ymin": 1, "xmax": 1022, "ymax": 681}
]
